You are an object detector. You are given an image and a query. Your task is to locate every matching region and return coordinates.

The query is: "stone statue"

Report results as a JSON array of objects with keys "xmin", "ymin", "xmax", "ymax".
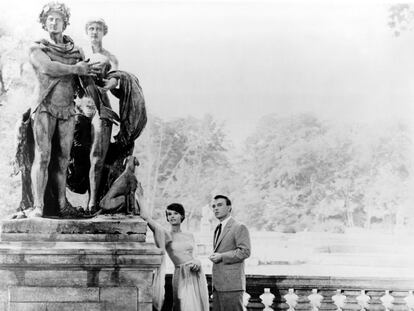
[
  {"xmin": 66, "ymin": 17, "xmax": 147, "ymax": 217},
  {"xmin": 12, "ymin": 2, "xmax": 99, "ymax": 218},
  {"xmin": 82, "ymin": 18, "xmax": 119, "ymax": 215},
  {"xmin": 98, "ymin": 155, "xmax": 140, "ymax": 215},
  {"xmin": 12, "ymin": 3, "xmax": 147, "ymax": 219}
]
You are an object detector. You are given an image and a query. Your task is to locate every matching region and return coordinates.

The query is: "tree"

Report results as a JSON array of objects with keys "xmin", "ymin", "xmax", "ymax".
[
  {"xmin": 237, "ymin": 113, "xmax": 414, "ymax": 232},
  {"xmin": 134, "ymin": 114, "xmax": 234, "ymax": 228},
  {"xmin": 388, "ymin": 4, "xmax": 414, "ymax": 36}
]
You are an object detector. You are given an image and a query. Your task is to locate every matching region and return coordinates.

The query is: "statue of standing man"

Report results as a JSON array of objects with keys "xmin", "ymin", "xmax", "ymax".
[
  {"xmin": 84, "ymin": 18, "xmax": 119, "ymax": 214},
  {"xmin": 25, "ymin": 2, "xmax": 98, "ymax": 217}
]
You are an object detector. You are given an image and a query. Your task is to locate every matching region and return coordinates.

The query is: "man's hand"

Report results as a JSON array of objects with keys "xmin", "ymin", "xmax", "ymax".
[
  {"xmin": 102, "ymin": 78, "xmax": 118, "ymax": 90},
  {"xmin": 74, "ymin": 61, "xmax": 100, "ymax": 76},
  {"xmin": 209, "ymin": 253, "xmax": 223, "ymax": 264}
]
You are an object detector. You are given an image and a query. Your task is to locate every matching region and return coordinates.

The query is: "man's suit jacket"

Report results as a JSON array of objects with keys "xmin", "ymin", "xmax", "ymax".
[{"xmin": 212, "ymin": 217, "xmax": 251, "ymax": 292}]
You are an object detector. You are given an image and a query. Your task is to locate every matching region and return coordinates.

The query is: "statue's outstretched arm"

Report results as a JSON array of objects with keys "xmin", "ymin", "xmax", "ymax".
[{"xmin": 29, "ymin": 48, "xmax": 95, "ymax": 77}]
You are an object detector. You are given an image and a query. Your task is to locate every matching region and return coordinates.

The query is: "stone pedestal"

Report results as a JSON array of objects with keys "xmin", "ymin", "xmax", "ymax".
[{"xmin": 0, "ymin": 215, "xmax": 162, "ymax": 311}]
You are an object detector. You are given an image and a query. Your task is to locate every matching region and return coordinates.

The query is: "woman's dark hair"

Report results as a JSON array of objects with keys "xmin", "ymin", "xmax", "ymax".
[
  {"xmin": 165, "ymin": 203, "xmax": 185, "ymax": 222},
  {"xmin": 213, "ymin": 195, "xmax": 231, "ymax": 206}
]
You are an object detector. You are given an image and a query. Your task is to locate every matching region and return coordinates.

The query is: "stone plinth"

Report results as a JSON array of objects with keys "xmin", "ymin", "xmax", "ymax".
[
  {"xmin": 1, "ymin": 215, "xmax": 147, "ymax": 242},
  {"xmin": 0, "ymin": 215, "xmax": 162, "ymax": 311}
]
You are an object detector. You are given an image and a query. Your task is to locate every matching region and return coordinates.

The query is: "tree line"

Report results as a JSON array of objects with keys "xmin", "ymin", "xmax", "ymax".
[
  {"xmin": 1, "ymin": 83, "xmax": 413, "ymax": 232},
  {"xmin": 130, "ymin": 113, "xmax": 413, "ymax": 233}
]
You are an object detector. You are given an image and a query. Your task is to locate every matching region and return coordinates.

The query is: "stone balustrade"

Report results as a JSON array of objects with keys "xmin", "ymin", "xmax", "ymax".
[{"xmin": 162, "ymin": 274, "xmax": 414, "ymax": 311}]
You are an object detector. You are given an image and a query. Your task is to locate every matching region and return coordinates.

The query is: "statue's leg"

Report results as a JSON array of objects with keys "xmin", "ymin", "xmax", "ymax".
[
  {"xmin": 101, "ymin": 196, "xmax": 125, "ymax": 212},
  {"xmin": 30, "ymin": 111, "xmax": 56, "ymax": 216},
  {"xmin": 55, "ymin": 116, "xmax": 75, "ymax": 211},
  {"xmin": 88, "ymin": 114, "xmax": 112, "ymax": 211}
]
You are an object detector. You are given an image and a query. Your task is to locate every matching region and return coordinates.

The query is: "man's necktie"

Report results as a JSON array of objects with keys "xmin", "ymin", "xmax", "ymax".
[{"xmin": 214, "ymin": 223, "xmax": 222, "ymax": 246}]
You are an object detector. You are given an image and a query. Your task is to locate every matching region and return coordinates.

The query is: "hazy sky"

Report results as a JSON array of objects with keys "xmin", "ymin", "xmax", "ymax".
[{"xmin": 2, "ymin": 0, "xmax": 414, "ymax": 145}]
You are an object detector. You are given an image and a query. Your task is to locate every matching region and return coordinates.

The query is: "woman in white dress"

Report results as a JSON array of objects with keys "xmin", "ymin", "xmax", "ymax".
[{"xmin": 138, "ymin": 193, "xmax": 209, "ymax": 311}]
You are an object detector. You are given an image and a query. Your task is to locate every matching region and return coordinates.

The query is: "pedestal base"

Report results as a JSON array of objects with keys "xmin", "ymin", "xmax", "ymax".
[{"xmin": 0, "ymin": 216, "xmax": 162, "ymax": 311}]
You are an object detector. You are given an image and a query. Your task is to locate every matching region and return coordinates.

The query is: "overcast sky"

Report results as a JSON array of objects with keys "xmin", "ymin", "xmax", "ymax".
[{"xmin": 2, "ymin": 0, "xmax": 414, "ymax": 145}]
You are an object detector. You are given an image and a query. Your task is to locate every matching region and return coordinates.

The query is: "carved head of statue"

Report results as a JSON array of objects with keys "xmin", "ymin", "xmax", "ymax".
[
  {"xmin": 39, "ymin": 2, "xmax": 71, "ymax": 31},
  {"xmin": 85, "ymin": 18, "xmax": 108, "ymax": 37}
]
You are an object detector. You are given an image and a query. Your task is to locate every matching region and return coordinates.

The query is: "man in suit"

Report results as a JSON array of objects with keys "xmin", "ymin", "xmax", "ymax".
[{"xmin": 209, "ymin": 195, "xmax": 251, "ymax": 311}]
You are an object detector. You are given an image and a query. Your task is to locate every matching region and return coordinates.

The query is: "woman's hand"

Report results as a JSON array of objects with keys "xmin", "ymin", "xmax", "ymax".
[{"xmin": 187, "ymin": 259, "xmax": 201, "ymax": 272}]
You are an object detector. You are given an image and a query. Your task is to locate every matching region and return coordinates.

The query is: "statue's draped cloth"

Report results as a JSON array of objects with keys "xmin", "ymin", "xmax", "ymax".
[
  {"xmin": 30, "ymin": 35, "xmax": 83, "ymax": 117},
  {"xmin": 67, "ymin": 70, "xmax": 146, "ymax": 198}
]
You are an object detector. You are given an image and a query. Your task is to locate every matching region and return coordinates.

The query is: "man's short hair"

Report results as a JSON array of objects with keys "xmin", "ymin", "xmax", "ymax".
[
  {"xmin": 39, "ymin": 2, "xmax": 71, "ymax": 31},
  {"xmin": 214, "ymin": 195, "xmax": 231, "ymax": 206},
  {"xmin": 165, "ymin": 203, "xmax": 185, "ymax": 222},
  {"xmin": 85, "ymin": 18, "xmax": 108, "ymax": 36}
]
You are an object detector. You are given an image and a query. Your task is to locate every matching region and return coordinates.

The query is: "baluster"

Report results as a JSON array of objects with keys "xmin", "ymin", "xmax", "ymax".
[
  {"xmin": 284, "ymin": 288, "xmax": 299, "ymax": 311},
  {"xmin": 246, "ymin": 283, "xmax": 265, "ymax": 311},
  {"xmin": 343, "ymin": 290, "xmax": 362, "ymax": 311},
  {"xmin": 296, "ymin": 289, "xmax": 311, "ymax": 311},
  {"xmin": 356, "ymin": 290, "xmax": 370, "ymax": 311},
  {"xmin": 270, "ymin": 288, "xmax": 290, "ymax": 311},
  {"xmin": 367, "ymin": 290, "xmax": 385, "ymax": 311},
  {"xmin": 319, "ymin": 289, "xmax": 338, "ymax": 311},
  {"xmin": 308, "ymin": 289, "xmax": 324, "ymax": 311},
  {"xmin": 380, "ymin": 290, "xmax": 394, "ymax": 311},
  {"xmin": 391, "ymin": 291, "xmax": 408, "ymax": 311},
  {"xmin": 404, "ymin": 291, "xmax": 414, "ymax": 311},
  {"xmin": 261, "ymin": 288, "xmax": 275, "ymax": 310},
  {"xmin": 332, "ymin": 289, "xmax": 347, "ymax": 311}
]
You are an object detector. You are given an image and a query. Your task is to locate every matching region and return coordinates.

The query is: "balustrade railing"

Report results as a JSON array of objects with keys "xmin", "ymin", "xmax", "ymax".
[{"xmin": 161, "ymin": 274, "xmax": 414, "ymax": 311}]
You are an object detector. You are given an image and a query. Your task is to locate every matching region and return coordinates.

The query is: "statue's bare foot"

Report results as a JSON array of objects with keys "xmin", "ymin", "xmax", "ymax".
[
  {"xmin": 10, "ymin": 210, "xmax": 27, "ymax": 219},
  {"xmin": 25, "ymin": 207, "xmax": 43, "ymax": 218},
  {"xmin": 81, "ymin": 206, "xmax": 101, "ymax": 218},
  {"xmin": 87, "ymin": 205, "xmax": 99, "ymax": 215}
]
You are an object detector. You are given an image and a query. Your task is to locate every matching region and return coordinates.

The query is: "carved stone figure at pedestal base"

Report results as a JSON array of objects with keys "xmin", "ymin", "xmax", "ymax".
[{"xmin": 98, "ymin": 155, "xmax": 140, "ymax": 215}]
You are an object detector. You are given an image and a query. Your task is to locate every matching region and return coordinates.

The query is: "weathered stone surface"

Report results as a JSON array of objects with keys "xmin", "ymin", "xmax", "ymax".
[
  {"xmin": 9, "ymin": 303, "xmax": 47, "ymax": 311},
  {"xmin": 0, "ymin": 216, "xmax": 162, "ymax": 311},
  {"xmin": 46, "ymin": 302, "xmax": 101, "ymax": 311},
  {"xmin": 2, "ymin": 233, "xmax": 145, "ymax": 242},
  {"xmin": 9, "ymin": 286, "xmax": 99, "ymax": 302},
  {"xmin": 0, "ymin": 215, "xmax": 147, "ymax": 242},
  {"xmin": 0, "ymin": 270, "xmax": 19, "ymax": 286},
  {"xmin": 100, "ymin": 287, "xmax": 138, "ymax": 310},
  {"xmin": 99, "ymin": 270, "xmax": 153, "ymax": 301},
  {"xmin": 21, "ymin": 270, "xmax": 89, "ymax": 287},
  {"xmin": 0, "ymin": 241, "xmax": 162, "ymax": 269},
  {"xmin": 9, "ymin": 302, "xmax": 102, "ymax": 311},
  {"xmin": 138, "ymin": 304, "xmax": 153, "ymax": 311},
  {"xmin": 0, "ymin": 287, "xmax": 8, "ymax": 302}
]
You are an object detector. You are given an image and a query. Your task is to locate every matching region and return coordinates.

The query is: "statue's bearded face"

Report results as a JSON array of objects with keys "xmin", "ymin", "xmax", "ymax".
[{"xmin": 45, "ymin": 12, "xmax": 65, "ymax": 34}]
